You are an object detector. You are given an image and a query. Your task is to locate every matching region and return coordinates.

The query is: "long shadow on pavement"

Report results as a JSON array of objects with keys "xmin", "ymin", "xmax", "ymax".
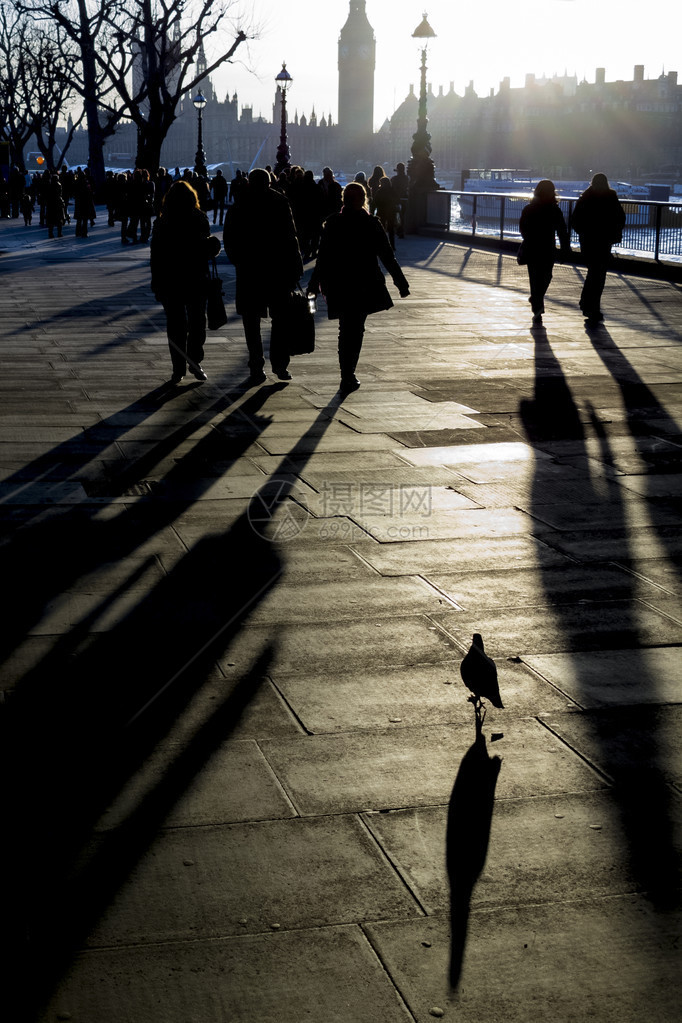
[
  {"xmin": 0, "ymin": 376, "xmax": 344, "ymax": 1017},
  {"xmin": 447, "ymin": 729, "xmax": 501, "ymax": 989},
  {"xmin": 519, "ymin": 324, "xmax": 679, "ymax": 915}
]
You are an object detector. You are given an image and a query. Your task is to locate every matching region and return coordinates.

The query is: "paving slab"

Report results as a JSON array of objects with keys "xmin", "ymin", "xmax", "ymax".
[
  {"xmin": 87, "ymin": 814, "xmax": 421, "ymax": 947},
  {"xmin": 524, "ymin": 646, "xmax": 682, "ymax": 707},
  {"xmin": 432, "ymin": 600, "xmax": 682, "ymax": 654},
  {"xmin": 260, "ymin": 719, "xmax": 605, "ymax": 816},
  {"xmin": 39, "ymin": 925, "xmax": 415, "ymax": 1023},
  {"xmin": 539, "ymin": 525, "xmax": 682, "ymax": 562},
  {"xmin": 219, "ymin": 615, "xmax": 459, "ymax": 677},
  {"xmin": 351, "ymin": 534, "xmax": 573, "ymax": 575},
  {"xmin": 98, "ymin": 738, "xmax": 297, "ymax": 830},
  {"xmin": 540, "ymin": 705, "xmax": 682, "ymax": 791},
  {"xmin": 362, "ymin": 788, "xmax": 679, "ymax": 913},
  {"xmin": 364, "ymin": 895, "xmax": 682, "ymax": 1023},
  {"xmin": 247, "ymin": 575, "xmax": 455, "ymax": 625},
  {"xmin": 427, "ymin": 562, "xmax": 662, "ymax": 610},
  {"xmin": 275, "ymin": 660, "xmax": 575, "ymax": 733}
]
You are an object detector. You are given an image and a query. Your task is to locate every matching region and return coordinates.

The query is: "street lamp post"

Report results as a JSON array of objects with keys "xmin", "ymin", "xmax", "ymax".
[
  {"xmin": 193, "ymin": 92, "xmax": 208, "ymax": 177},
  {"xmin": 274, "ymin": 62, "xmax": 293, "ymax": 177},
  {"xmin": 407, "ymin": 13, "xmax": 439, "ymax": 230}
]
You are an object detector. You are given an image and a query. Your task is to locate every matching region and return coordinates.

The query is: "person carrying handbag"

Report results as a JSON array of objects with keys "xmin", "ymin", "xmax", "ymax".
[
  {"xmin": 223, "ymin": 168, "xmax": 303, "ymax": 385},
  {"xmin": 308, "ymin": 181, "xmax": 410, "ymax": 393}
]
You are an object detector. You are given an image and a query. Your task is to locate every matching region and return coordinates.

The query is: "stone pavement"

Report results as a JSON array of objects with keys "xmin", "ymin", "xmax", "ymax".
[{"xmin": 0, "ymin": 213, "xmax": 680, "ymax": 1022}]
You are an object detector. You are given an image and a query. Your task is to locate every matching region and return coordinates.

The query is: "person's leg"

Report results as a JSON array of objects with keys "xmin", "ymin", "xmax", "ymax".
[
  {"xmin": 269, "ymin": 296, "xmax": 291, "ymax": 378},
  {"xmin": 242, "ymin": 313, "xmax": 266, "ymax": 380},
  {"xmin": 338, "ymin": 311, "xmax": 367, "ymax": 388},
  {"xmin": 581, "ymin": 255, "xmax": 608, "ymax": 321},
  {"xmin": 163, "ymin": 297, "xmax": 189, "ymax": 379},
  {"xmin": 185, "ymin": 296, "xmax": 207, "ymax": 379},
  {"xmin": 527, "ymin": 262, "xmax": 552, "ymax": 316}
]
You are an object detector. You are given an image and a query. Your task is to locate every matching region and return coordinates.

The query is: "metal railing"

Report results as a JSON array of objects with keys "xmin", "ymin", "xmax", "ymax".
[{"xmin": 425, "ymin": 189, "xmax": 682, "ymax": 263}]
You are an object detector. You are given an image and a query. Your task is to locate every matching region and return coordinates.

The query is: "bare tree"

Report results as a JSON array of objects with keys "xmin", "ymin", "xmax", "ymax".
[
  {"xmin": 30, "ymin": 30, "xmax": 86, "ymax": 171},
  {"xmin": 0, "ymin": 1, "xmax": 37, "ymax": 170},
  {"xmin": 102, "ymin": 0, "xmax": 248, "ymax": 174},
  {"xmin": 18, "ymin": 0, "xmax": 251, "ymax": 186}
]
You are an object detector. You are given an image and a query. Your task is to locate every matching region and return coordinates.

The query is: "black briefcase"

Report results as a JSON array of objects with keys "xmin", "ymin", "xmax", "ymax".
[{"xmin": 272, "ymin": 290, "xmax": 315, "ymax": 356}]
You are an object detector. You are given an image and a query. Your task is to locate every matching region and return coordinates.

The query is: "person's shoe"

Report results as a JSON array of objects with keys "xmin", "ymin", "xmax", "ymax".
[
  {"xmin": 248, "ymin": 370, "xmax": 267, "ymax": 386},
  {"xmin": 170, "ymin": 372, "xmax": 185, "ymax": 384},
  {"xmin": 532, "ymin": 313, "xmax": 543, "ymax": 326},
  {"xmin": 340, "ymin": 375, "xmax": 360, "ymax": 393},
  {"xmin": 192, "ymin": 366, "xmax": 208, "ymax": 381},
  {"xmin": 274, "ymin": 368, "xmax": 292, "ymax": 380}
]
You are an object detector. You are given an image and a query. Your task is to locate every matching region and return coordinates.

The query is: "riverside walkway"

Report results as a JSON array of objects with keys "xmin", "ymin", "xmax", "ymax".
[{"xmin": 0, "ymin": 213, "xmax": 680, "ymax": 1022}]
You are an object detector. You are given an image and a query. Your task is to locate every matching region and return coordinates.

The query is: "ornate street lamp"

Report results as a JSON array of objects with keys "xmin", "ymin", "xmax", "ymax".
[
  {"xmin": 193, "ymin": 91, "xmax": 208, "ymax": 177},
  {"xmin": 407, "ymin": 13, "xmax": 439, "ymax": 229},
  {"xmin": 274, "ymin": 62, "xmax": 293, "ymax": 176}
]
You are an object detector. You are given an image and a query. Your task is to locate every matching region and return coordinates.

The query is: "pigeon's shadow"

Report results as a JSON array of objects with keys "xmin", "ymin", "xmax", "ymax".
[{"xmin": 446, "ymin": 732, "xmax": 502, "ymax": 989}]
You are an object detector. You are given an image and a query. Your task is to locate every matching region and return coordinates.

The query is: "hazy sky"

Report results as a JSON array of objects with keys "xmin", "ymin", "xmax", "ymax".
[{"xmin": 208, "ymin": 0, "xmax": 681, "ymax": 129}]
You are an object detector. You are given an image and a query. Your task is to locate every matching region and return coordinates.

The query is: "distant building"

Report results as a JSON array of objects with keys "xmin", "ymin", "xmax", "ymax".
[
  {"xmin": 55, "ymin": 0, "xmax": 681, "ymax": 186},
  {"xmin": 384, "ymin": 66, "xmax": 682, "ymax": 184}
]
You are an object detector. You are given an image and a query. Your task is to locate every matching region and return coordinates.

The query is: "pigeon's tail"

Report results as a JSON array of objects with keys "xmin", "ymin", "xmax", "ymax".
[{"xmin": 492, "ymin": 694, "xmax": 504, "ymax": 710}]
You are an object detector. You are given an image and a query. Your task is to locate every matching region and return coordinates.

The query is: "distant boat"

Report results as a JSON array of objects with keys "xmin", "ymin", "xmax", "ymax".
[{"xmin": 457, "ymin": 169, "xmax": 589, "ymax": 219}]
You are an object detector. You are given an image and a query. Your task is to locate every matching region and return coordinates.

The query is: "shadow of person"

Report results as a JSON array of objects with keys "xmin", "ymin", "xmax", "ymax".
[
  {"xmin": 584, "ymin": 321, "xmax": 682, "ymax": 586},
  {"xmin": 447, "ymin": 732, "xmax": 502, "ymax": 989},
  {"xmin": 0, "ymin": 386, "xmax": 344, "ymax": 1017},
  {"xmin": 519, "ymin": 325, "xmax": 680, "ymax": 917}
]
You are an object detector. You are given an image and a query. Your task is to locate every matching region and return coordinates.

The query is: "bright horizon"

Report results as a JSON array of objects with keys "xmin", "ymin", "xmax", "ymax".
[{"xmin": 209, "ymin": 0, "xmax": 682, "ymax": 131}]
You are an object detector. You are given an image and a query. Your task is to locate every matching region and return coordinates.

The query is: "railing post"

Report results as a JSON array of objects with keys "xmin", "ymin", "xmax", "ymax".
[
  {"xmin": 654, "ymin": 203, "xmax": 662, "ymax": 262},
  {"xmin": 472, "ymin": 195, "xmax": 477, "ymax": 238},
  {"xmin": 499, "ymin": 195, "xmax": 505, "ymax": 242}
]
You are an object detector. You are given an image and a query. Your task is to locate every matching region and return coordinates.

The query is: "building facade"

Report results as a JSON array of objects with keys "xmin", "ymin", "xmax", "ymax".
[{"xmin": 54, "ymin": 0, "xmax": 681, "ymax": 187}]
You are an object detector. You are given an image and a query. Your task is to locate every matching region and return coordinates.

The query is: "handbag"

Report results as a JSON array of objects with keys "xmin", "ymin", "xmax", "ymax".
[
  {"xmin": 272, "ymin": 289, "xmax": 315, "ymax": 356},
  {"xmin": 516, "ymin": 241, "xmax": 527, "ymax": 265},
  {"xmin": 206, "ymin": 258, "xmax": 227, "ymax": 330}
]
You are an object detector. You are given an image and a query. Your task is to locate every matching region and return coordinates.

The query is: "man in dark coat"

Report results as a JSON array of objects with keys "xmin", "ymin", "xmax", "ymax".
[
  {"xmin": 223, "ymin": 167, "xmax": 303, "ymax": 384},
  {"xmin": 211, "ymin": 169, "xmax": 228, "ymax": 225},
  {"xmin": 571, "ymin": 172, "xmax": 625, "ymax": 326},
  {"xmin": 309, "ymin": 181, "xmax": 409, "ymax": 392}
]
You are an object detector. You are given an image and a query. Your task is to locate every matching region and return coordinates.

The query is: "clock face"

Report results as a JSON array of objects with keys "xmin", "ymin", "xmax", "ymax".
[
  {"xmin": 340, "ymin": 45, "xmax": 349, "ymax": 58},
  {"xmin": 359, "ymin": 45, "xmax": 371, "ymax": 59}
]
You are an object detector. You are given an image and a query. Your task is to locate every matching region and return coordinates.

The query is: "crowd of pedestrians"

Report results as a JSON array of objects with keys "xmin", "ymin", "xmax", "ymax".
[{"xmin": 1, "ymin": 158, "xmax": 625, "ymax": 383}]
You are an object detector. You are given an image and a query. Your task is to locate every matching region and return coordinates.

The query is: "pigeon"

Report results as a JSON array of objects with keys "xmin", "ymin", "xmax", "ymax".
[{"xmin": 460, "ymin": 633, "xmax": 504, "ymax": 722}]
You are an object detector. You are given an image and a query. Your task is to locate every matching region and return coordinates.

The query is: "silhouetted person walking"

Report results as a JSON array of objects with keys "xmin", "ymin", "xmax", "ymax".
[
  {"xmin": 519, "ymin": 179, "xmax": 571, "ymax": 325},
  {"xmin": 571, "ymin": 172, "xmax": 626, "ymax": 326},
  {"xmin": 223, "ymin": 167, "xmax": 303, "ymax": 385},
  {"xmin": 150, "ymin": 180, "xmax": 219, "ymax": 384},
  {"xmin": 309, "ymin": 181, "xmax": 409, "ymax": 393},
  {"xmin": 211, "ymin": 169, "xmax": 228, "ymax": 225}
]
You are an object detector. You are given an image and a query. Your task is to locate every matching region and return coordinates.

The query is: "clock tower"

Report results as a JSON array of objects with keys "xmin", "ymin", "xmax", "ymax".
[{"xmin": 338, "ymin": 1, "xmax": 376, "ymax": 146}]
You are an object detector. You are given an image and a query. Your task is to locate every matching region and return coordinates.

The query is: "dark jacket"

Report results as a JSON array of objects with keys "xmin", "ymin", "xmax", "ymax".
[
  {"xmin": 223, "ymin": 187, "xmax": 303, "ymax": 316},
  {"xmin": 571, "ymin": 186, "xmax": 625, "ymax": 249},
  {"xmin": 150, "ymin": 208, "xmax": 213, "ymax": 299},
  {"xmin": 309, "ymin": 208, "xmax": 409, "ymax": 319},
  {"xmin": 519, "ymin": 199, "xmax": 570, "ymax": 263}
]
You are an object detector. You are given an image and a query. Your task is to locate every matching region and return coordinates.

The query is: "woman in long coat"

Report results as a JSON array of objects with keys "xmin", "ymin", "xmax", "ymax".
[
  {"xmin": 519, "ymin": 179, "xmax": 571, "ymax": 325},
  {"xmin": 309, "ymin": 181, "xmax": 410, "ymax": 392},
  {"xmin": 571, "ymin": 173, "xmax": 625, "ymax": 326},
  {"xmin": 150, "ymin": 180, "xmax": 219, "ymax": 384},
  {"xmin": 223, "ymin": 167, "xmax": 303, "ymax": 384}
]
